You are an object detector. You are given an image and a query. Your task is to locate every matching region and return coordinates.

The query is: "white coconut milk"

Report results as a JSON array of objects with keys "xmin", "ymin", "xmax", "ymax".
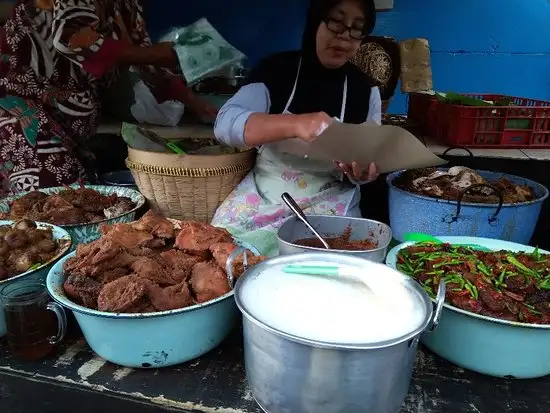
[{"xmin": 240, "ymin": 260, "xmax": 426, "ymax": 344}]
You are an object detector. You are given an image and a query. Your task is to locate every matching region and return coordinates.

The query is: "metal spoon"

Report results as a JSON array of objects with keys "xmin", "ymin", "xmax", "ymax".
[{"xmin": 281, "ymin": 192, "xmax": 330, "ymax": 249}]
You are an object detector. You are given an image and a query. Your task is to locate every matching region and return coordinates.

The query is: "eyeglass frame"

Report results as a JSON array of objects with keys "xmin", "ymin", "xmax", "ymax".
[{"xmin": 323, "ymin": 17, "xmax": 366, "ymax": 41}]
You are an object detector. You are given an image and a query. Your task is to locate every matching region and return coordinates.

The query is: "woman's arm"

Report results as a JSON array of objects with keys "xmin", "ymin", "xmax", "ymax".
[
  {"xmin": 214, "ymin": 83, "xmax": 298, "ymax": 147},
  {"xmin": 51, "ymin": 0, "xmax": 176, "ymax": 78},
  {"xmin": 122, "ymin": 2, "xmax": 215, "ymax": 118}
]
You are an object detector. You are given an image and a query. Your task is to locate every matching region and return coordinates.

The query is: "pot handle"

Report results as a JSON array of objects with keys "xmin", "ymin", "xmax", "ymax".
[
  {"xmin": 427, "ymin": 280, "xmax": 446, "ymax": 333},
  {"xmin": 225, "ymin": 247, "xmax": 248, "ymax": 289},
  {"xmin": 447, "ymin": 183, "xmax": 504, "ymax": 224},
  {"xmin": 441, "ymin": 146, "xmax": 474, "ymax": 159}
]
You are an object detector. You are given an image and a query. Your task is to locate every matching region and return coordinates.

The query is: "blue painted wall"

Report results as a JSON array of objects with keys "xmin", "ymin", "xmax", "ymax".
[{"xmin": 145, "ymin": 0, "xmax": 550, "ymax": 113}]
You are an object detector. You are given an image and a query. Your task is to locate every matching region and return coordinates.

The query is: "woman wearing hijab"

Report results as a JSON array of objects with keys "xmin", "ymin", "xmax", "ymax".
[
  {"xmin": 0, "ymin": 0, "xmax": 216, "ymax": 196},
  {"xmin": 212, "ymin": 0, "xmax": 380, "ymax": 256}
]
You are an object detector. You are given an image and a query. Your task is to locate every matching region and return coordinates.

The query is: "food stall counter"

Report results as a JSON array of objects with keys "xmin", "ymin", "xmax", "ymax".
[{"xmin": 1, "ymin": 331, "xmax": 549, "ymax": 413}]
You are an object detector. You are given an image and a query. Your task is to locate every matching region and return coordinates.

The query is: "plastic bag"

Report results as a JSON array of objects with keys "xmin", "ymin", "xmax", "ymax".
[
  {"xmin": 130, "ymin": 80, "xmax": 185, "ymax": 127},
  {"xmin": 160, "ymin": 18, "xmax": 245, "ymax": 85}
]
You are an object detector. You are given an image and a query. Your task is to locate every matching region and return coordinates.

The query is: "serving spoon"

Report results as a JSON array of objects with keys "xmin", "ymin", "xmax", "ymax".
[{"xmin": 281, "ymin": 192, "xmax": 330, "ymax": 249}]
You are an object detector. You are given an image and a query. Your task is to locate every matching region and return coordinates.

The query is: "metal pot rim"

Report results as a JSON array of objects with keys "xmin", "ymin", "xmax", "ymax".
[
  {"xmin": 386, "ymin": 169, "xmax": 549, "ymax": 208},
  {"xmin": 234, "ymin": 253, "xmax": 434, "ymax": 350},
  {"xmin": 277, "ymin": 215, "xmax": 392, "ymax": 254}
]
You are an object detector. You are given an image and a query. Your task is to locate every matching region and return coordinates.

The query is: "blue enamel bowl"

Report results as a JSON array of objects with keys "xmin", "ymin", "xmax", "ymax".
[
  {"xmin": 387, "ymin": 169, "xmax": 548, "ymax": 245},
  {"xmin": 47, "ymin": 252, "xmax": 240, "ymax": 368},
  {"xmin": 0, "ymin": 220, "xmax": 72, "ymax": 337},
  {"xmin": 386, "ymin": 236, "xmax": 550, "ymax": 379},
  {"xmin": 0, "ymin": 185, "xmax": 146, "ymax": 248}
]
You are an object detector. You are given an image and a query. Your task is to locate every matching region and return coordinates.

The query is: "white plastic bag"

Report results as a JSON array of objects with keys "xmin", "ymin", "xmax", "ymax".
[{"xmin": 130, "ymin": 80, "xmax": 185, "ymax": 127}]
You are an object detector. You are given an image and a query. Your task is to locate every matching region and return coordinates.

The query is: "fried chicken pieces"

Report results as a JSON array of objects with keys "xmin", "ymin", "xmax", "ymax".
[
  {"xmin": 63, "ymin": 211, "xmax": 266, "ymax": 313},
  {"xmin": 1, "ymin": 187, "xmax": 136, "ymax": 225}
]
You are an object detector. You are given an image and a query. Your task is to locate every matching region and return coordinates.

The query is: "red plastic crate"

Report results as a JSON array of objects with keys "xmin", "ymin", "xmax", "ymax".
[
  {"xmin": 412, "ymin": 93, "xmax": 550, "ymax": 148},
  {"xmin": 407, "ymin": 93, "xmax": 438, "ymax": 136}
]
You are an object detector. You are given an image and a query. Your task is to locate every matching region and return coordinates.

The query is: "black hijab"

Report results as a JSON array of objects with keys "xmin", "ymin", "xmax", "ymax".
[{"xmin": 248, "ymin": 0, "xmax": 376, "ymax": 123}]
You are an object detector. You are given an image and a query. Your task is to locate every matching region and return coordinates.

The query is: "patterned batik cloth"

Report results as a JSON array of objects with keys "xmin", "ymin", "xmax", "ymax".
[{"xmin": 0, "ymin": 0, "xmax": 184, "ymax": 196}]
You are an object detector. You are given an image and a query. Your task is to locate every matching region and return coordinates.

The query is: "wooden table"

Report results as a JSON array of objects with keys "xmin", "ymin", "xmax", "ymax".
[{"xmin": 1, "ymin": 329, "xmax": 549, "ymax": 413}]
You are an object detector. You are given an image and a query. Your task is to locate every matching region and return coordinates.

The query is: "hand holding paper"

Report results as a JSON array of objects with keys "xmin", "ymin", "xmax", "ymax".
[
  {"xmin": 293, "ymin": 112, "xmax": 333, "ymax": 143},
  {"xmin": 307, "ymin": 122, "xmax": 446, "ymax": 174},
  {"xmin": 335, "ymin": 161, "xmax": 379, "ymax": 183}
]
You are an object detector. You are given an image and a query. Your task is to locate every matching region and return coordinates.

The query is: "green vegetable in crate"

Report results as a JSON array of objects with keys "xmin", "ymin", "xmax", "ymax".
[{"xmin": 435, "ymin": 92, "xmax": 493, "ymax": 107}]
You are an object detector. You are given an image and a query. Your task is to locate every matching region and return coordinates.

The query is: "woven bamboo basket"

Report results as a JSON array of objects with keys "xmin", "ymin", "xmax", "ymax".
[{"xmin": 126, "ymin": 146, "xmax": 256, "ymax": 222}]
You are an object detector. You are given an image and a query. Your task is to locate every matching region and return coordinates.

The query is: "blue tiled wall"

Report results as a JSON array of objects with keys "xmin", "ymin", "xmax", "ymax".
[{"xmin": 145, "ymin": 0, "xmax": 550, "ymax": 113}]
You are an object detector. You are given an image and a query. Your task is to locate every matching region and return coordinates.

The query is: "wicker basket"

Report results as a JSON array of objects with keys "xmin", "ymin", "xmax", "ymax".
[{"xmin": 126, "ymin": 146, "xmax": 256, "ymax": 222}]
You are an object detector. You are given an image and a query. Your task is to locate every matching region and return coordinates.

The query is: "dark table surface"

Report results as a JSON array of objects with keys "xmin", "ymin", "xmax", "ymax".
[
  {"xmin": 2, "ymin": 145, "xmax": 549, "ymax": 412},
  {"xmin": 1, "ymin": 327, "xmax": 549, "ymax": 413}
]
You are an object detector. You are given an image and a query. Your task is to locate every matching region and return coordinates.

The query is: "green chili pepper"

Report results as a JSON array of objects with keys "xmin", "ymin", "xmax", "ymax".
[
  {"xmin": 463, "ymin": 278, "xmax": 479, "ymax": 299},
  {"xmin": 507, "ymin": 256, "xmax": 540, "ymax": 279},
  {"xmin": 539, "ymin": 278, "xmax": 550, "ymax": 290},
  {"xmin": 433, "ymin": 260, "xmax": 462, "ymax": 268},
  {"xmin": 497, "ymin": 269, "xmax": 506, "ymax": 285},
  {"xmin": 427, "ymin": 270, "xmax": 444, "ymax": 275},
  {"xmin": 476, "ymin": 263, "xmax": 492, "ymax": 277}
]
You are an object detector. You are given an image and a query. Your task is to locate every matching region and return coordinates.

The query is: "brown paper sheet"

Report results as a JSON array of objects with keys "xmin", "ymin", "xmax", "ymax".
[{"xmin": 307, "ymin": 122, "xmax": 446, "ymax": 174}]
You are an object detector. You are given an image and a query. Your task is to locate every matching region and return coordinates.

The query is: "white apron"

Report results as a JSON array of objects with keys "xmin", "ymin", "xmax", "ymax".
[{"xmin": 211, "ymin": 59, "xmax": 360, "ymax": 256}]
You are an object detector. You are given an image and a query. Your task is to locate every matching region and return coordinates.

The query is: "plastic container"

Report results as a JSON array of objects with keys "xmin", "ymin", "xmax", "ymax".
[{"xmin": 408, "ymin": 93, "xmax": 550, "ymax": 148}]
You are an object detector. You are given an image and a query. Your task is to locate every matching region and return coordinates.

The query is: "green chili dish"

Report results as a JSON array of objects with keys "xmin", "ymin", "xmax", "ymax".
[{"xmin": 396, "ymin": 242, "xmax": 550, "ymax": 324}]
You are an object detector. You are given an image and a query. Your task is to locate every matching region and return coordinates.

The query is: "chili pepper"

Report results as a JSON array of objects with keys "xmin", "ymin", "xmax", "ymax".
[
  {"xmin": 539, "ymin": 277, "xmax": 550, "ymax": 290},
  {"xmin": 426, "ymin": 270, "xmax": 444, "ymax": 275},
  {"xmin": 497, "ymin": 269, "xmax": 506, "ymax": 285},
  {"xmin": 476, "ymin": 263, "xmax": 492, "ymax": 277},
  {"xmin": 433, "ymin": 260, "xmax": 462, "ymax": 268},
  {"xmin": 523, "ymin": 303, "xmax": 541, "ymax": 315},
  {"xmin": 507, "ymin": 255, "xmax": 540, "ymax": 279}
]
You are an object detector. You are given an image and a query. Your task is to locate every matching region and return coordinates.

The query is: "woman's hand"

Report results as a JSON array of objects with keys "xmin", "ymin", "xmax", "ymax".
[
  {"xmin": 293, "ymin": 112, "xmax": 333, "ymax": 142},
  {"xmin": 117, "ymin": 41, "xmax": 179, "ymax": 68},
  {"xmin": 186, "ymin": 95, "xmax": 219, "ymax": 121},
  {"xmin": 335, "ymin": 161, "xmax": 379, "ymax": 183}
]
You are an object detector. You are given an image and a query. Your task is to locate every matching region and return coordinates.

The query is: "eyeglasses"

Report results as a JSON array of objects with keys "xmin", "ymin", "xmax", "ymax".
[{"xmin": 324, "ymin": 18, "xmax": 365, "ymax": 40}]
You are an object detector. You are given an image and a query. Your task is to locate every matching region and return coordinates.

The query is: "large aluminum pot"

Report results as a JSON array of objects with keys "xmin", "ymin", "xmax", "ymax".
[
  {"xmin": 234, "ymin": 253, "xmax": 445, "ymax": 413},
  {"xmin": 277, "ymin": 215, "xmax": 392, "ymax": 263}
]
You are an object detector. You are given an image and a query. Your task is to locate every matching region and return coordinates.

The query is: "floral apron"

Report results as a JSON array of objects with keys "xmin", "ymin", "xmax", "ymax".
[{"xmin": 211, "ymin": 59, "xmax": 360, "ymax": 256}]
